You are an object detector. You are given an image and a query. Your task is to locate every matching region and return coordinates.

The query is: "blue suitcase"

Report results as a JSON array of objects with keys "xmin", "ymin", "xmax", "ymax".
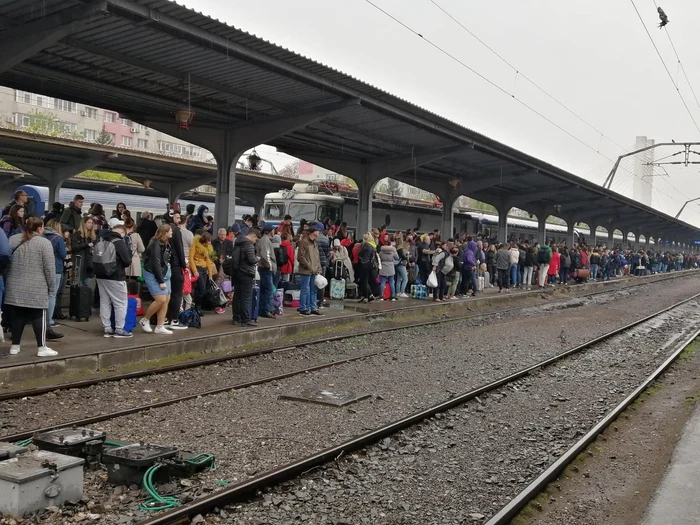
[
  {"xmin": 111, "ymin": 297, "xmax": 137, "ymax": 332},
  {"xmin": 251, "ymin": 285, "xmax": 260, "ymax": 321}
]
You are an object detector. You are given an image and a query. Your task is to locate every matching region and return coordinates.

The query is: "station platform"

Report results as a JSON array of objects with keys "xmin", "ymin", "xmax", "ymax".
[
  {"xmin": 0, "ymin": 271, "xmax": 687, "ymax": 386},
  {"xmin": 639, "ymin": 403, "xmax": 700, "ymax": 525}
]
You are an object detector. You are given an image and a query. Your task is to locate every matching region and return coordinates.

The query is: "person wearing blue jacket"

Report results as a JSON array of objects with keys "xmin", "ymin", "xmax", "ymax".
[
  {"xmin": 43, "ymin": 220, "xmax": 66, "ymax": 339},
  {"xmin": 187, "ymin": 205, "xmax": 210, "ymax": 234}
]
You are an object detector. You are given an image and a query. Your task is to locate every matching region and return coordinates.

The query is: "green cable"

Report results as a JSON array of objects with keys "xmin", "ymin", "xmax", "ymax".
[
  {"xmin": 139, "ymin": 465, "xmax": 180, "ymax": 512},
  {"xmin": 186, "ymin": 453, "xmax": 216, "ymax": 470},
  {"xmin": 15, "ymin": 439, "xmax": 32, "ymax": 447},
  {"xmin": 103, "ymin": 441, "xmax": 122, "ymax": 447}
]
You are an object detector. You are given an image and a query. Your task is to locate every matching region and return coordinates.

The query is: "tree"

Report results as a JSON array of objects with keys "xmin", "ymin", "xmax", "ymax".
[
  {"xmin": 24, "ymin": 110, "xmax": 62, "ymax": 136},
  {"xmin": 94, "ymin": 125, "xmax": 114, "ymax": 145},
  {"xmin": 279, "ymin": 161, "xmax": 299, "ymax": 179},
  {"xmin": 387, "ymin": 178, "xmax": 401, "ymax": 196}
]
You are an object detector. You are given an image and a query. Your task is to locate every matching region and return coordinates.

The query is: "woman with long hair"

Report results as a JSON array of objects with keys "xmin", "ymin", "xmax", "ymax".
[
  {"xmin": 88, "ymin": 203, "xmax": 106, "ymax": 233},
  {"xmin": 141, "ymin": 224, "xmax": 174, "ymax": 334},
  {"xmin": 5, "ymin": 217, "xmax": 58, "ymax": 357},
  {"xmin": 123, "ymin": 217, "xmax": 145, "ymax": 280},
  {"xmin": 71, "ymin": 216, "xmax": 96, "ymax": 286},
  {"xmin": 0, "ymin": 204, "xmax": 25, "ymax": 237},
  {"xmin": 357, "ymin": 232, "xmax": 377, "ymax": 303}
]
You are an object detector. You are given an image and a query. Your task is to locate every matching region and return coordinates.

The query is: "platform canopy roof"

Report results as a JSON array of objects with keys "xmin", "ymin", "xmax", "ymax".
[{"xmin": 0, "ymin": 0, "xmax": 697, "ymax": 240}]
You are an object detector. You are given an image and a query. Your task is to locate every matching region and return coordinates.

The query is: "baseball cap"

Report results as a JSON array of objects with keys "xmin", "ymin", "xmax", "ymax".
[{"xmin": 108, "ymin": 217, "xmax": 124, "ymax": 229}]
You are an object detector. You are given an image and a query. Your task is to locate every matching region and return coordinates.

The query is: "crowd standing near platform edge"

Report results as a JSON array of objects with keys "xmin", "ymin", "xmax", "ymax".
[{"xmin": 0, "ymin": 192, "xmax": 698, "ymax": 358}]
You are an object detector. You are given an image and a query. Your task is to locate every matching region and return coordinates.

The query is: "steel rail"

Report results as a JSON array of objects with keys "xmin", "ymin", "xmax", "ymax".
[
  {"xmin": 129, "ymin": 292, "xmax": 700, "ymax": 525},
  {"xmin": 485, "ymin": 327, "xmax": 700, "ymax": 524},
  {"xmin": 0, "ymin": 269, "xmax": 686, "ymax": 403},
  {"xmin": 3, "ymin": 272, "xmax": 683, "ymax": 441}
]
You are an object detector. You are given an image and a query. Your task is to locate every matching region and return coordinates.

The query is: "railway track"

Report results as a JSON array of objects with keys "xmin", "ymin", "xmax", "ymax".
[
  {"xmin": 1, "ymin": 271, "xmax": 692, "ymax": 443},
  {"xmin": 0, "ymin": 269, "xmax": 690, "ymax": 403},
  {"xmin": 107, "ymin": 290, "xmax": 700, "ymax": 525}
]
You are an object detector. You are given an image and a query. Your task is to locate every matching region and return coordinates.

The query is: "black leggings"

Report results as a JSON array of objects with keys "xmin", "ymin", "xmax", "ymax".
[
  {"xmin": 10, "ymin": 306, "xmax": 46, "ymax": 347},
  {"xmin": 193, "ymin": 267, "xmax": 207, "ymax": 307},
  {"xmin": 167, "ymin": 265, "xmax": 184, "ymax": 321}
]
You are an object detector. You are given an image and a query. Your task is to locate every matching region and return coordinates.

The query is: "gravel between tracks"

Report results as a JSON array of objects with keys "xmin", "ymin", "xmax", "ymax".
[
  {"xmin": 225, "ymin": 301, "xmax": 700, "ymax": 525},
  {"xmin": 4, "ymin": 277, "xmax": 700, "ymax": 525},
  {"xmin": 1, "ymin": 275, "xmax": 698, "ymax": 439}
]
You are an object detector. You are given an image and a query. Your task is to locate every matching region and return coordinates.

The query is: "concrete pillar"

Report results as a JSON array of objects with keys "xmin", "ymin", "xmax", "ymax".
[
  {"xmin": 356, "ymin": 178, "xmax": 374, "ymax": 236},
  {"xmin": 607, "ymin": 228, "xmax": 614, "ymax": 249},
  {"xmin": 212, "ymin": 136, "xmax": 240, "ymax": 229},
  {"xmin": 497, "ymin": 208, "xmax": 509, "ymax": 244},
  {"xmin": 537, "ymin": 214, "xmax": 547, "ymax": 245},
  {"xmin": 644, "ymin": 234, "xmax": 651, "ymax": 251},
  {"xmin": 588, "ymin": 223, "xmax": 598, "ymax": 247}
]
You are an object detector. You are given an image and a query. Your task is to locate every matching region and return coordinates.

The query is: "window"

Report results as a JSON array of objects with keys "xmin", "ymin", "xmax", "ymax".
[
  {"xmin": 191, "ymin": 147, "xmax": 202, "ymax": 157},
  {"xmin": 12, "ymin": 113, "xmax": 32, "ymax": 128},
  {"xmin": 62, "ymin": 122, "xmax": 76, "ymax": 133},
  {"xmin": 319, "ymin": 205, "xmax": 342, "ymax": 223},
  {"xmin": 54, "ymin": 99, "xmax": 77, "ymax": 113},
  {"xmin": 136, "ymin": 123, "xmax": 147, "ymax": 131},
  {"xmin": 287, "ymin": 203, "xmax": 316, "ymax": 222},
  {"xmin": 15, "ymin": 91, "xmax": 31, "ymax": 104},
  {"xmin": 120, "ymin": 118, "xmax": 132, "ymax": 127},
  {"xmin": 158, "ymin": 141, "xmax": 172, "ymax": 152},
  {"xmin": 85, "ymin": 107, "xmax": 98, "ymax": 119},
  {"xmin": 137, "ymin": 138, "xmax": 148, "ymax": 149},
  {"xmin": 264, "ymin": 203, "xmax": 285, "ymax": 219},
  {"xmin": 105, "ymin": 132, "xmax": 116, "ymax": 144},
  {"xmin": 84, "ymin": 129, "xmax": 97, "ymax": 141},
  {"xmin": 172, "ymin": 144, "xmax": 183, "ymax": 154},
  {"xmin": 121, "ymin": 136, "xmax": 133, "ymax": 147},
  {"xmin": 104, "ymin": 112, "xmax": 116, "ymax": 123},
  {"xmin": 35, "ymin": 96, "xmax": 45, "ymax": 108}
]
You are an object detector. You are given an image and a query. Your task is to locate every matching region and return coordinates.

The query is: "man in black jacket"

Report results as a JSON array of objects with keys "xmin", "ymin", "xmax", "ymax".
[
  {"xmin": 162, "ymin": 211, "xmax": 187, "ymax": 329},
  {"xmin": 59, "ymin": 194, "xmax": 84, "ymax": 233},
  {"xmin": 95, "ymin": 223, "xmax": 133, "ymax": 338},
  {"xmin": 231, "ymin": 228, "xmax": 260, "ymax": 327}
]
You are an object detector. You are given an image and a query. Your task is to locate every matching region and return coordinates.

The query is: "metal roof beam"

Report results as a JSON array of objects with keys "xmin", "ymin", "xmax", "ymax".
[{"xmin": 0, "ymin": 1, "xmax": 108, "ymax": 75}]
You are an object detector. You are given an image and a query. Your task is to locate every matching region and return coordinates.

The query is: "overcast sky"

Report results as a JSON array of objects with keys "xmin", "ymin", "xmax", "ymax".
[{"xmin": 181, "ymin": 0, "xmax": 700, "ymax": 226}]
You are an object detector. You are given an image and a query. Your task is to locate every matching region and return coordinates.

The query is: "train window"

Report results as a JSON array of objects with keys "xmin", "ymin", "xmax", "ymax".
[
  {"xmin": 288, "ymin": 202, "xmax": 316, "ymax": 222},
  {"xmin": 265, "ymin": 202, "xmax": 285, "ymax": 219},
  {"xmin": 319, "ymin": 205, "xmax": 342, "ymax": 223}
]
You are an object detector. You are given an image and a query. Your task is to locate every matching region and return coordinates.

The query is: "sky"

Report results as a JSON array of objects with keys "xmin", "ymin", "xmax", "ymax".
[{"xmin": 180, "ymin": 0, "xmax": 700, "ymax": 226}]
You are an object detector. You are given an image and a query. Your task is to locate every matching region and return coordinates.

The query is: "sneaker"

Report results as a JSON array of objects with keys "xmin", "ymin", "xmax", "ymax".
[
  {"xmin": 379, "ymin": 298, "xmax": 385, "ymax": 301},
  {"xmin": 50, "ymin": 322, "xmax": 61, "ymax": 328},
  {"xmin": 140, "ymin": 318, "xmax": 153, "ymax": 333},
  {"xmin": 242, "ymin": 321, "xmax": 256, "ymax": 327},
  {"xmin": 299, "ymin": 311, "xmax": 311, "ymax": 316},
  {"xmin": 260, "ymin": 312, "xmax": 276, "ymax": 319},
  {"xmin": 103, "ymin": 330, "xmax": 114, "ymax": 338},
  {"xmin": 167, "ymin": 321, "xmax": 188, "ymax": 330},
  {"xmin": 113, "ymin": 329, "xmax": 134, "ymax": 338},
  {"xmin": 215, "ymin": 307, "xmax": 225, "ymax": 314},
  {"xmin": 37, "ymin": 346, "xmax": 58, "ymax": 357},
  {"xmin": 9, "ymin": 345, "xmax": 20, "ymax": 355},
  {"xmin": 154, "ymin": 325, "xmax": 173, "ymax": 335},
  {"xmin": 391, "ymin": 297, "xmax": 397, "ymax": 302},
  {"xmin": 310, "ymin": 310, "xmax": 324, "ymax": 316},
  {"xmin": 47, "ymin": 329, "xmax": 64, "ymax": 340}
]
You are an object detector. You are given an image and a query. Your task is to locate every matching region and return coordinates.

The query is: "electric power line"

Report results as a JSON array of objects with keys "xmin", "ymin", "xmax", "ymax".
[
  {"xmin": 362, "ymin": 0, "xmax": 691, "ymax": 207},
  {"xmin": 428, "ymin": 0, "xmax": 628, "ymax": 153},
  {"xmin": 629, "ymin": 0, "xmax": 700, "ymax": 133}
]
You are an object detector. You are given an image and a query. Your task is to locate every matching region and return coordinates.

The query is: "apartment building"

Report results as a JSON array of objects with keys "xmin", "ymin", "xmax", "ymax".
[{"xmin": 0, "ymin": 86, "xmax": 211, "ymax": 162}]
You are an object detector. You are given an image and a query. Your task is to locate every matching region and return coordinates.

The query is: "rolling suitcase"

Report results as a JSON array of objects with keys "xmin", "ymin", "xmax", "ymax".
[
  {"xmin": 70, "ymin": 255, "xmax": 92, "ymax": 322},
  {"xmin": 478, "ymin": 276, "xmax": 484, "ymax": 292},
  {"xmin": 111, "ymin": 297, "xmax": 138, "ymax": 332},
  {"xmin": 330, "ymin": 278, "xmax": 346, "ymax": 300},
  {"xmin": 345, "ymin": 282, "xmax": 358, "ymax": 299},
  {"xmin": 251, "ymin": 285, "xmax": 260, "ymax": 321},
  {"xmin": 483, "ymin": 270, "xmax": 492, "ymax": 288}
]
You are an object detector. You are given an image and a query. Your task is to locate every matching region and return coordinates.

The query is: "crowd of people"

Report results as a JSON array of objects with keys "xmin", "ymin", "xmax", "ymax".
[{"xmin": 0, "ymin": 187, "xmax": 696, "ymax": 358}]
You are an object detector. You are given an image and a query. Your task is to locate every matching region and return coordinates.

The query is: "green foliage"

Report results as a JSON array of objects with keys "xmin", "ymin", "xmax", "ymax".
[
  {"xmin": 94, "ymin": 125, "xmax": 114, "ymax": 145},
  {"xmin": 76, "ymin": 170, "xmax": 137, "ymax": 184},
  {"xmin": 24, "ymin": 109, "xmax": 63, "ymax": 136},
  {"xmin": 468, "ymin": 199, "xmax": 497, "ymax": 213},
  {"xmin": 0, "ymin": 159, "xmax": 17, "ymax": 170}
]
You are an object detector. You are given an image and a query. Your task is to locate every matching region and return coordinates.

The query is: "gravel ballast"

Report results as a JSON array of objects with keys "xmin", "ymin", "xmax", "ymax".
[{"xmin": 2, "ymin": 278, "xmax": 700, "ymax": 525}]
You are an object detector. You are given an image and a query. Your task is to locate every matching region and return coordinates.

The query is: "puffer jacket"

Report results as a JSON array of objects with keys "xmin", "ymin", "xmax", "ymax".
[
  {"xmin": 188, "ymin": 235, "xmax": 215, "ymax": 277},
  {"xmin": 378, "ymin": 245, "xmax": 398, "ymax": 277},
  {"xmin": 231, "ymin": 235, "xmax": 258, "ymax": 278},
  {"xmin": 316, "ymin": 233, "xmax": 330, "ymax": 269}
]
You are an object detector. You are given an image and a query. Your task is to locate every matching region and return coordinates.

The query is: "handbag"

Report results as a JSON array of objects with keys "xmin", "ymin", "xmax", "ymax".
[
  {"xmin": 182, "ymin": 268, "xmax": 193, "ymax": 295},
  {"xmin": 427, "ymin": 271, "xmax": 438, "ymax": 288},
  {"xmin": 204, "ymin": 278, "xmax": 227, "ymax": 308}
]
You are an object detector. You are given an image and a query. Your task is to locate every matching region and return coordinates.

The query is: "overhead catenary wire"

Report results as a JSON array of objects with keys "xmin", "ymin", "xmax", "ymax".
[
  {"xmin": 362, "ymin": 0, "xmax": 692, "ymax": 209},
  {"xmin": 629, "ymin": 0, "xmax": 700, "ymax": 134}
]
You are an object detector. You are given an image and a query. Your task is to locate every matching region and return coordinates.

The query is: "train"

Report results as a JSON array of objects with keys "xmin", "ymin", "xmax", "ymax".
[{"xmin": 15, "ymin": 182, "xmax": 641, "ymax": 247}]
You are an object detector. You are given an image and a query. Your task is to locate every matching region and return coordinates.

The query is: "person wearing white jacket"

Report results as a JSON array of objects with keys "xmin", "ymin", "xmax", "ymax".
[{"xmin": 508, "ymin": 243, "xmax": 520, "ymax": 287}]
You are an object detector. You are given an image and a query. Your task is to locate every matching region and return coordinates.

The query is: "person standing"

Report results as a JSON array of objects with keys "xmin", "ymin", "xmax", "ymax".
[
  {"xmin": 42, "ymin": 220, "xmax": 66, "ymax": 340},
  {"xmin": 256, "ymin": 226, "xmax": 277, "ymax": 319},
  {"xmin": 231, "ymin": 227, "xmax": 260, "ymax": 327},
  {"xmin": 523, "ymin": 245, "xmax": 535, "ymax": 291},
  {"xmin": 162, "ymin": 211, "xmax": 187, "ymax": 329},
  {"xmin": 2, "ymin": 190, "xmax": 29, "ymax": 217},
  {"xmin": 496, "ymin": 243, "xmax": 511, "ymax": 293},
  {"xmin": 188, "ymin": 232, "xmax": 216, "ymax": 315},
  {"xmin": 124, "ymin": 217, "xmax": 145, "ymax": 281},
  {"xmin": 378, "ymin": 238, "xmax": 399, "ymax": 301},
  {"xmin": 59, "ymin": 194, "xmax": 84, "ymax": 234},
  {"xmin": 94, "ymin": 223, "xmax": 133, "ymax": 338},
  {"xmin": 5, "ymin": 217, "xmax": 58, "ymax": 357},
  {"xmin": 357, "ymin": 233, "xmax": 377, "ymax": 303},
  {"xmin": 141, "ymin": 224, "xmax": 174, "ymax": 335},
  {"xmin": 315, "ymin": 224, "xmax": 331, "ymax": 307},
  {"xmin": 537, "ymin": 242, "xmax": 553, "ymax": 289},
  {"xmin": 297, "ymin": 225, "xmax": 323, "ymax": 316}
]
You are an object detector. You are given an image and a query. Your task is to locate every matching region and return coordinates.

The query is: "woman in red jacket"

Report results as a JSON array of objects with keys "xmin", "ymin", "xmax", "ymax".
[
  {"xmin": 547, "ymin": 247, "xmax": 561, "ymax": 286},
  {"xmin": 279, "ymin": 232, "xmax": 295, "ymax": 282}
]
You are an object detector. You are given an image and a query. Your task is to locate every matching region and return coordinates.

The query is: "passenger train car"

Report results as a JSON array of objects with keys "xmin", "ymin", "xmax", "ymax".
[{"xmin": 262, "ymin": 183, "xmax": 637, "ymax": 245}]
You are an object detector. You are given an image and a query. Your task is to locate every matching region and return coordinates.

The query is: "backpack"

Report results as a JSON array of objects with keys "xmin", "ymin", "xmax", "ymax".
[
  {"xmin": 276, "ymin": 245, "xmax": 289, "ymax": 267},
  {"xmin": 178, "ymin": 306, "xmax": 202, "ymax": 329},
  {"xmin": 371, "ymin": 251, "xmax": 381, "ymax": 275},
  {"xmin": 441, "ymin": 253, "xmax": 454, "ymax": 275},
  {"xmin": 93, "ymin": 238, "xmax": 119, "ymax": 278},
  {"xmin": 537, "ymin": 246, "xmax": 551, "ymax": 264}
]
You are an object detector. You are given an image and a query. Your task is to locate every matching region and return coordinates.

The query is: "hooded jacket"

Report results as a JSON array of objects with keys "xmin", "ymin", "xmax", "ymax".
[
  {"xmin": 378, "ymin": 245, "xmax": 398, "ymax": 277},
  {"xmin": 43, "ymin": 226, "xmax": 67, "ymax": 275},
  {"xmin": 463, "ymin": 241, "xmax": 478, "ymax": 269},
  {"xmin": 232, "ymin": 235, "xmax": 258, "ymax": 278},
  {"xmin": 280, "ymin": 239, "xmax": 295, "ymax": 274},
  {"xmin": 187, "ymin": 204, "xmax": 209, "ymax": 233},
  {"xmin": 97, "ymin": 230, "xmax": 132, "ymax": 281},
  {"xmin": 495, "ymin": 246, "xmax": 511, "ymax": 270},
  {"xmin": 162, "ymin": 213, "xmax": 186, "ymax": 268},
  {"xmin": 60, "ymin": 202, "xmax": 83, "ymax": 233},
  {"xmin": 256, "ymin": 234, "xmax": 277, "ymax": 273},
  {"xmin": 188, "ymin": 235, "xmax": 215, "ymax": 277}
]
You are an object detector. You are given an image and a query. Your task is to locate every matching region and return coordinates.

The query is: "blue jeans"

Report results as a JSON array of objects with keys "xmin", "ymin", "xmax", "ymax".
[
  {"xmin": 395, "ymin": 264, "xmax": 408, "ymax": 295},
  {"xmin": 590, "ymin": 264, "xmax": 599, "ymax": 280},
  {"xmin": 379, "ymin": 275, "xmax": 395, "ymax": 299},
  {"xmin": 47, "ymin": 273, "xmax": 62, "ymax": 326},
  {"xmin": 259, "ymin": 268, "xmax": 274, "ymax": 315},
  {"xmin": 299, "ymin": 274, "xmax": 317, "ymax": 313},
  {"xmin": 510, "ymin": 264, "xmax": 519, "ymax": 286}
]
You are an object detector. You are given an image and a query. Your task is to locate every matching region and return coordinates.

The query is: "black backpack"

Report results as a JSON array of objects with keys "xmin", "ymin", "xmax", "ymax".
[
  {"xmin": 537, "ymin": 246, "xmax": 550, "ymax": 264},
  {"xmin": 276, "ymin": 245, "xmax": 288, "ymax": 267}
]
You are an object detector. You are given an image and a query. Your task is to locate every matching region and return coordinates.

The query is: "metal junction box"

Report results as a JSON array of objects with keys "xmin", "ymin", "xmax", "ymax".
[
  {"xmin": 0, "ymin": 450, "xmax": 84, "ymax": 516},
  {"xmin": 33, "ymin": 427, "xmax": 107, "ymax": 458},
  {"xmin": 0, "ymin": 442, "xmax": 27, "ymax": 460},
  {"xmin": 102, "ymin": 443, "xmax": 178, "ymax": 486}
]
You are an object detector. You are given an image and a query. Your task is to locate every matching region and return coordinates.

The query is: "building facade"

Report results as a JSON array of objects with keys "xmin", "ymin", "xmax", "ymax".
[{"xmin": 0, "ymin": 86, "xmax": 211, "ymax": 163}]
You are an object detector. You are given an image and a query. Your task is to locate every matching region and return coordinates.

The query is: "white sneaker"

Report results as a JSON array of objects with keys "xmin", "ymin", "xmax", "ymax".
[
  {"xmin": 154, "ymin": 325, "xmax": 173, "ymax": 335},
  {"xmin": 167, "ymin": 321, "xmax": 188, "ymax": 330},
  {"xmin": 9, "ymin": 345, "xmax": 20, "ymax": 355},
  {"xmin": 37, "ymin": 346, "xmax": 58, "ymax": 357},
  {"xmin": 140, "ymin": 318, "xmax": 153, "ymax": 333}
]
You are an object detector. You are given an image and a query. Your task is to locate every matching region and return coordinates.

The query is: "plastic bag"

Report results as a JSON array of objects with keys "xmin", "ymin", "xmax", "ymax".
[
  {"xmin": 427, "ymin": 271, "xmax": 438, "ymax": 288},
  {"xmin": 315, "ymin": 274, "xmax": 328, "ymax": 289}
]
